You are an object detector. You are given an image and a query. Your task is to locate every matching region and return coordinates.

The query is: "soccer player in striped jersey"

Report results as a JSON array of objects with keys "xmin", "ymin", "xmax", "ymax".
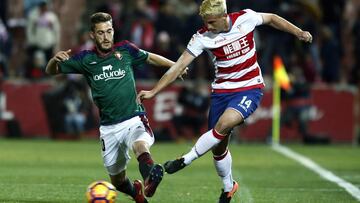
[
  {"xmin": 137, "ymin": 0, "xmax": 312, "ymax": 202},
  {"xmin": 46, "ymin": 12, "xmax": 184, "ymax": 203}
]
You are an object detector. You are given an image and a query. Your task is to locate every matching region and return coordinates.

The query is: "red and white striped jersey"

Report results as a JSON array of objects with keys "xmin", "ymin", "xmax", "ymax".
[{"xmin": 187, "ymin": 9, "xmax": 265, "ymax": 93}]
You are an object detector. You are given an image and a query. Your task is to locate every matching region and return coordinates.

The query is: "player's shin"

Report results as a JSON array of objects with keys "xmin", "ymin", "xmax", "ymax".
[
  {"xmin": 183, "ymin": 129, "xmax": 225, "ymax": 165},
  {"xmin": 137, "ymin": 152, "xmax": 154, "ymax": 180},
  {"xmin": 115, "ymin": 177, "xmax": 137, "ymax": 198},
  {"xmin": 214, "ymin": 149, "xmax": 234, "ymax": 192}
]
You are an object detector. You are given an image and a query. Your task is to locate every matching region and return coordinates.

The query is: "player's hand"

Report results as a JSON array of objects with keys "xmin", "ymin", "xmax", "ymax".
[
  {"xmin": 297, "ymin": 31, "xmax": 312, "ymax": 43},
  {"xmin": 137, "ymin": 90, "xmax": 156, "ymax": 103},
  {"xmin": 178, "ymin": 67, "xmax": 189, "ymax": 81},
  {"xmin": 53, "ymin": 49, "xmax": 72, "ymax": 62}
]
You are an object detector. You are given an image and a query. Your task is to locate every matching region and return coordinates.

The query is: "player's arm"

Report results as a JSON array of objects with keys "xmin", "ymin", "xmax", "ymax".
[
  {"xmin": 146, "ymin": 52, "xmax": 175, "ymax": 68},
  {"xmin": 146, "ymin": 52, "xmax": 189, "ymax": 80},
  {"xmin": 137, "ymin": 50, "xmax": 195, "ymax": 102},
  {"xmin": 45, "ymin": 49, "xmax": 72, "ymax": 75},
  {"xmin": 260, "ymin": 13, "xmax": 312, "ymax": 43}
]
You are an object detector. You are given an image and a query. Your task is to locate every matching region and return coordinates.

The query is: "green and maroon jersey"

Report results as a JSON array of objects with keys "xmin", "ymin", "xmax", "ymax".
[{"xmin": 58, "ymin": 40, "xmax": 149, "ymax": 125}]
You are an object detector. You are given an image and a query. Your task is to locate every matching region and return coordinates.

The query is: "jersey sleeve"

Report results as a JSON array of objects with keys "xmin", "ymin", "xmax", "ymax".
[
  {"xmin": 58, "ymin": 51, "xmax": 86, "ymax": 74},
  {"xmin": 186, "ymin": 33, "xmax": 205, "ymax": 57},
  {"xmin": 244, "ymin": 9, "xmax": 263, "ymax": 26},
  {"xmin": 119, "ymin": 41, "xmax": 149, "ymax": 68},
  {"xmin": 132, "ymin": 48, "xmax": 149, "ymax": 67}
]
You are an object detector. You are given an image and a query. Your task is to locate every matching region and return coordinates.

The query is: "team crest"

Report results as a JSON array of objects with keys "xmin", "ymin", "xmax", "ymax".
[{"xmin": 114, "ymin": 51, "xmax": 122, "ymax": 60}]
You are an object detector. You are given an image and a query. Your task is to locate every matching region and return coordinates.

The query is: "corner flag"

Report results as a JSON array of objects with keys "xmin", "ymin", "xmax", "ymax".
[
  {"xmin": 273, "ymin": 55, "xmax": 291, "ymax": 91},
  {"xmin": 272, "ymin": 55, "xmax": 291, "ymax": 145}
]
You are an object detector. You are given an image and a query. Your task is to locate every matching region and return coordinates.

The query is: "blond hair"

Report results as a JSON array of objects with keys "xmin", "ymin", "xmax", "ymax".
[{"xmin": 199, "ymin": 0, "xmax": 227, "ymax": 17}]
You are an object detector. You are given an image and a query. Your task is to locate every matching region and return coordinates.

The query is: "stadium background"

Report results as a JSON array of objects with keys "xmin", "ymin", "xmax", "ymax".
[{"xmin": 0, "ymin": 0, "xmax": 359, "ymax": 144}]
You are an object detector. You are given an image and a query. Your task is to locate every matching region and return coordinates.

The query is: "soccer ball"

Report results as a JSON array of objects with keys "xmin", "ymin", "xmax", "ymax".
[{"xmin": 86, "ymin": 180, "xmax": 117, "ymax": 203}]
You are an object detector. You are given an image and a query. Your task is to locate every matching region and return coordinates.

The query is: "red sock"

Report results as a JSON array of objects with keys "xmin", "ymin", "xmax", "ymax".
[{"xmin": 137, "ymin": 152, "xmax": 154, "ymax": 180}]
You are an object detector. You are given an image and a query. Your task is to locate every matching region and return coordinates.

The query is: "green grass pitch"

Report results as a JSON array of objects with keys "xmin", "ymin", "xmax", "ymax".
[{"xmin": 0, "ymin": 139, "xmax": 359, "ymax": 203}]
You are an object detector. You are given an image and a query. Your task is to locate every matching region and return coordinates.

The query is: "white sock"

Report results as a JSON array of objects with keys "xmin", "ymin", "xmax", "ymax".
[
  {"xmin": 183, "ymin": 129, "xmax": 224, "ymax": 165},
  {"xmin": 214, "ymin": 149, "xmax": 234, "ymax": 192}
]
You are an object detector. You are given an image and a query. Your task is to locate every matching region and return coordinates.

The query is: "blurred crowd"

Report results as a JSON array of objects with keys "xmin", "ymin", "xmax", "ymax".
[{"xmin": 0, "ymin": 0, "xmax": 358, "ymax": 87}]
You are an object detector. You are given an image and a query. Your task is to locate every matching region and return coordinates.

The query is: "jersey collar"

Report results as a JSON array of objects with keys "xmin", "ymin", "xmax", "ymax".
[{"xmin": 93, "ymin": 46, "xmax": 115, "ymax": 58}]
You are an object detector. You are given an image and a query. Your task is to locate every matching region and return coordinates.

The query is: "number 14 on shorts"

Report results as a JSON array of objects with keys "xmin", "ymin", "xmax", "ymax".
[{"xmin": 238, "ymin": 96, "xmax": 252, "ymax": 112}]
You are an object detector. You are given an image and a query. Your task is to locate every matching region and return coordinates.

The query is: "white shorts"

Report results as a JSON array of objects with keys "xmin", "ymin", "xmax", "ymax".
[{"xmin": 99, "ymin": 115, "xmax": 155, "ymax": 175}]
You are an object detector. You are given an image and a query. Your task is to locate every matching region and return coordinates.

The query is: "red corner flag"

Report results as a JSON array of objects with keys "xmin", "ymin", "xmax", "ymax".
[{"xmin": 273, "ymin": 55, "xmax": 291, "ymax": 91}]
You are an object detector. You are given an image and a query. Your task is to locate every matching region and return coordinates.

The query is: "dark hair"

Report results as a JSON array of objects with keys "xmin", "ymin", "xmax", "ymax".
[{"xmin": 90, "ymin": 12, "xmax": 112, "ymax": 31}]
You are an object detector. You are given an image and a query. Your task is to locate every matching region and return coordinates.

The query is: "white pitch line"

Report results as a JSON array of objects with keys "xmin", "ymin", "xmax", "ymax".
[
  {"xmin": 272, "ymin": 144, "xmax": 360, "ymax": 201},
  {"xmin": 233, "ymin": 171, "xmax": 254, "ymax": 203}
]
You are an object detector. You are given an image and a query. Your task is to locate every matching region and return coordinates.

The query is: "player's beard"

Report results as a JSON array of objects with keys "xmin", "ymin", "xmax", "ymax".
[{"xmin": 96, "ymin": 39, "xmax": 113, "ymax": 54}]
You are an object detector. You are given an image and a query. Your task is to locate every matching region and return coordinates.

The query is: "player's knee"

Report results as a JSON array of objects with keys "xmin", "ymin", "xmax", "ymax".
[
  {"xmin": 132, "ymin": 141, "xmax": 150, "ymax": 157},
  {"xmin": 214, "ymin": 121, "xmax": 233, "ymax": 135}
]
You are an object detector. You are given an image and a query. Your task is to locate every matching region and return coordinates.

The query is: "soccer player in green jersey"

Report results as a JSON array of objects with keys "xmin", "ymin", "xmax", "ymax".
[{"xmin": 46, "ymin": 12, "xmax": 180, "ymax": 203}]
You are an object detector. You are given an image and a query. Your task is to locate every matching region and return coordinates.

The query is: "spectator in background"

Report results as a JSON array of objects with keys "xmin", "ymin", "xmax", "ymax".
[
  {"xmin": 72, "ymin": 30, "xmax": 94, "ymax": 54},
  {"xmin": 172, "ymin": 81, "xmax": 209, "ymax": 141},
  {"xmin": 0, "ymin": 75, "xmax": 22, "ymax": 138},
  {"xmin": 151, "ymin": 31, "xmax": 178, "ymax": 78},
  {"xmin": 155, "ymin": 1, "xmax": 183, "ymax": 54},
  {"xmin": 26, "ymin": 0, "xmax": 60, "ymax": 79},
  {"xmin": 62, "ymin": 80, "xmax": 90, "ymax": 138},
  {"xmin": 129, "ymin": 3, "xmax": 155, "ymax": 79},
  {"xmin": 130, "ymin": 12, "xmax": 154, "ymax": 51},
  {"xmin": 94, "ymin": 1, "xmax": 124, "ymax": 43},
  {"xmin": 0, "ymin": 75, "xmax": 14, "ymax": 123},
  {"xmin": 0, "ymin": 19, "xmax": 11, "ymax": 78},
  {"xmin": 320, "ymin": 25, "xmax": 341, "ymax": 84},
  {"xmin": 170, "ymin": 0, "xmax": 200, "ymax": 43},
  {"xmin": 172, "ymin": 0, "xmax": 198, "ymax": 21},
  {"xmin": 319, "ymin": 0, "xmax": 344, "ymax": 40},
  {"xmin": 278, "ymin": 67, "xmax": 330, "ymax": 144},
  {"xmin": 349, "ymin": 8, "xmax": 360, "ymax": 85}
]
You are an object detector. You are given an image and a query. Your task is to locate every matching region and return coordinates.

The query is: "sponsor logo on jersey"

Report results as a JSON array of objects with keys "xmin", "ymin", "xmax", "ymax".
[
  {"xmin": 223, "ymin": 36, "xmax": 250, "ymax": 59},
  {"xmin": 94, "ymin": 64, "xmax": 126, "ymax": 81},
  {"xmin": 102, "ymin": 65, "xmax": 113, "ymax": 71}
]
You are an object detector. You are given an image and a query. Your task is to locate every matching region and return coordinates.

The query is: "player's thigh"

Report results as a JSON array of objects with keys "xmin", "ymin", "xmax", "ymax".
[
  {"xmin": 227, "ymin": 88, "xmax": 263, "ymax": 120},
  {"xmin": 128, "ymin": 115, "xmax": 155, "ymax": 157},
  {"xmin": 208, "ymin": 93, "xmax": 229, "ymax": 129},
  {"xmin": 215, "ymin": 88, "xmax": 263, "ymax": 133},
  {"xmin": 215, "ymin": 108, "xmax": 244, "ymax": 134},
  {"xmin": 100, "ymin": 125, "xmax": 129, "ymax": 176}
]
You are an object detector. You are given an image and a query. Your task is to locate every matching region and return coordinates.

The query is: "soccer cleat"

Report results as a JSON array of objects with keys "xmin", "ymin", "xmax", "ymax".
[
  {"xmin": 218, "ymin": 181, "xmax": 239, "ymax": 203},
  {"xmin": 144, "ymin": 164, "xmax": 164, "ymax": 197},
  {"xmin": 133, "ymin": 180, "xmax": 148, "ymax": 203},
  {"xmin": 164, "ymin": 157, "xmax": 186, "ymax": 174}
]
